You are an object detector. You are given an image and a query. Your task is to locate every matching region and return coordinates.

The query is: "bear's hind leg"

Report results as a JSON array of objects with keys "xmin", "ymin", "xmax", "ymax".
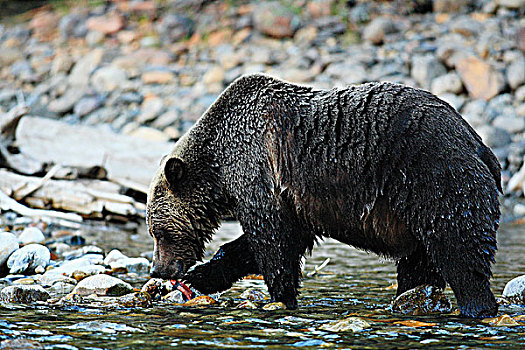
[{"xmin": 396, "ymin": 247, "xmax": 445, "ymax": 296}]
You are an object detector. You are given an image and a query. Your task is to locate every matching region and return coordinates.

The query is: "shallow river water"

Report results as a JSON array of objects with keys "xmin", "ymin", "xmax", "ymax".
[{"xmin": 1, "ymin": 222, "xmax": 524, "ymax": 349}]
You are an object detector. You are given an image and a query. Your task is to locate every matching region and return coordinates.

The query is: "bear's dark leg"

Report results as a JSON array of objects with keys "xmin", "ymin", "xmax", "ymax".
[
  {"xmin": 183, "ymin": 234, "xmax": 260, "ymax": 294},
  {"xmin": 396, "ymin": 247, "xmax": 446, "ymax": 296},
  {"xmin": 238, "ymin": 194, "xmax": 313, "ymax": 309}
]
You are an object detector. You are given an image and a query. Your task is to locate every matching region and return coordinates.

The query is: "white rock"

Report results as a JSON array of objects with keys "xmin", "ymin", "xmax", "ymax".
[
  {"xmin": 506, "ymin": 58, "xmax": 525, "ymax": 90},
  {"xmin": 320, "ymin": 317, "xmax": 370, "ymax": 332},
  {"xmin": 104, "ymin": 249, "xmax": 128, "ymax": 265},
  {"xmin": 7, "ymin": 244, "xmax": 50, "ymax": 274},
  {"xmin": 0, "ymin": 232, "xmax": 19, "ymax": 266},
  {"xmin": 492, "ymin": 115, "xmax": 525, "ymax": 134},
  {"xmin": 72, "ymin": 274, "xmax": 134, "ymax": 296},
  {"xmin": 38, "ymin": 257, "xmax": 102, "ymax": 286},
  {"xmin": 18, "ymin": 227, "xmax": 45, "ymax": 245},
  {"xmin": 496, "ymin": 0, "xmax": 525, "ymax": 9},
  {"xmin": 431, "ymin": 72, "xmax": 463, "ymax": 95},
  {"xmin": 120, "ymin": 257, "xmax": 150, "ymax": 274},
  {"xmin": 503, "ymin": 275, "xmax": 525, "ymax": 303},
  {"xmin": 507, "ymin": 160, "xmax": 525, "ymax": 192},
  {"xmin": 91, "ymin": 66, "xmax": 128, "ymax": 92},
  {"xmin": 69, "ymin": 48, "xmax": 104, "ymax": 86},
  {"xmin": 411, "ymin": 55, "xmax": 447, "ymax": 89}
]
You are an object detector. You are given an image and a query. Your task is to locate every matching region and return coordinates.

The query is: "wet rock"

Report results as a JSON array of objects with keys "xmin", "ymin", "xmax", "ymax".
[
  {"xmin": 320, "ymin": 317, "xmax": 370, "ymax": 332},
  {"xmin": 431, "ymin": 72, "xmax": 463, "ymax": 95},
  {"xmin": 183, "ymin": 295, "xmax": 217, "ymax": 306},
  {"xmin": 163, "ymin": 290, "xmax": 186, "ymax": 303},
  {"xmin": 0, "ymin": 48, "xmax": 24, "ymax": 66},
  {"xmin": 240, "ymin": 288, "xmax": 268, "ymax": 301},
  {"xmin": 141, "ymin": 278, "xmax": 174, "ymax": 299},
  {"xmin": 119, "ymin": 291, "xmax": 152, "ymax": 307},
  {"xmin": 18, "ymin": 227, "xmax": 45, "ymax": 245},
  {"xmin": 86, "ymin": 13, "xmax": 125, "ymax": 35},
  {"xmin": 0, "ymin": 232, "xmax": 19, "ymax": 266},
  {"xmin": 507, "ymin": 58, "xmax": 525, "ymax": 90},
  {"xmin": 253, "ymin": 2, "xmax": 299, "ymax": 38},
  {"xmin": 104, "ymin": 249, "xmax": 127, "ymax": 264},
  {"xmin": 363, "ymin": 17, "xmax": 397, "ymax": 45},
  {"xmin": 152, "ymin": 109, "xmax": 180, "ymax": 129},
  {"xmin": 392, "ymin": 285, "xmax": 452, "ymax": 315},
  {"xmin": 262, "ymin": 301, "xmax": 286, "ymax": 310},
  {"xmin": 0, "ymin": 284, "xmax": 49, "ymax": 303},
  {"xmin": 433, "ymin": 0, "xmax": 474, "ymax": 13},
  {"xmin": 62, "ymin": 246, "xmax": 103, "ymax": 261},
  {"xmin": 65, "ymin": 321, "xmax": 143, "ymax": 333},
  {"xmin": 48, "ymin": 88, "xmax": 86, "ymax": 114},
  {"xmin": 482, "ymin": 314, "xmax": 520, "ymax": 326},
  {"xmin": 108, "ymin": 256, "xmax": 150, "ymax": 274},
  {"xmin": 456, "ymin": 56, "xmax": 505, "ymax": 100},
  {"xmin": 38, "ymin": 257, "xmax": 102, "ymax": 286},
  {"xmin": 70, "ymin": 265, "xmax": 106, "ymax": 281},
  {"xmin": 7, "ymin": 244, "xmax": 50, "ymax": 275},
  {"xmin": 47, "ymin": 280, "xmax": 76, "ymax": 295},
  {"xmin": 72, "ymin": 274, "xmax": 134, "ymax": 296},
  {"xmin": 156, "ymin": 14, "xmax": 193, "ymax": 43},
  {"xmin": 411, "ymin": 55, "xmax": 447, "ymax": 89},
  {"xmin": 91, "ymin": 66, "xmax": 128, "ymax": 92},
  {"xmin": 237, "ymin": 300, "xmax": 258, "ymax": 309},
  {"xmin": 502, "ymin": 275, "xmax": 525, "ymax": 304},
  {"xmin": 475, "ymin": 125, "xmax": 512, "ymax": 149},
  {"xmin": 0, "ymin": 339, "xmax": 44, "ymax": 349}
]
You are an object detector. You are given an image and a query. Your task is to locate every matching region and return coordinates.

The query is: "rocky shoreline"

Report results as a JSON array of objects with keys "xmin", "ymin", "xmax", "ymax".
[{"xmin": 1, "ymin": 0, "xmax": 525, "ymax": 219}]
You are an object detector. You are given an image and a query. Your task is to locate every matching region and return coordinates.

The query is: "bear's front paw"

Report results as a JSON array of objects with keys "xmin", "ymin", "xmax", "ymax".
[{"xmin": 183, "ymin": 263, "xmax": 232, "ymax": 294}]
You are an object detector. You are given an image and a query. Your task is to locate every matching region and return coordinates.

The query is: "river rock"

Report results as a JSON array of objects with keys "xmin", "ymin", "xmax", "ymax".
[
  {"xmin": 240, "ymin": 288, "xmax": 268, "ymax": 301},
  {"xmin": 51, "ymin": 52, "xmax": 74, "ymax": 74},
  {"xmin": 492, "ymin": 115, "xmax": 525, "ymax": 134},
  {"xmin": 104, "ymin": 249, "xmax": 128, "ymax": 264},
  {"xmin": 74, "ymin": 96, "xmax": 104, "ymax": 116},
  {"xmin": 411, "ymin": 55, "xmax": 447, "ymax": 89},
  {"xmin": 48, "ymin": 88, "xmax": 86, "ymax": 114},
  {"xmin": 237, "ymin": 300, "xmax": 258, "ymax": 309},
  {"xmin": 142, "ymin": 70, "xmax": 175, "ymax": 84},
  {"xmin": 502, "ymin": 275, "xmax": 525, "ymax": 304},
  {"xmin": 496, "ymin": 0, "xmax": 525, "ymax": 9},
  {"xmin": 456, "ymin": 56, "xmax": 505, "ymax": 100},
  {"xmin": 68, "ymin": 48, "xmax": 103, "ymax": 86},
  {"xmin": 262, "ymin": 301, "xmax": 286, "ymax": 310},
  {"xmin": 7, "ymin": 244, "xmax": 50, "ymax": 275},
  {"xmin": 0, "ymin": 232, "xmax": 19, "ymax": 266},
  {"xmin": 475, "ymin": 125, "xmax": 512, "ymax": 149},
  {"xmin": 59, "ymin": 11, "xmax": 88, "ymax": 38},
  {"xmin": 362, "ymin": 17, "xmax": 397, "ymax": 45},
  {"xmin": 320, "ymin": 317, "xmax": 370, "ymax": 332},
  {"xmin": 507, "ymin": 58, "xmax": 525, "ymax": 90},
  {"xmin": 253, "ymin": 2, "xmax": 298, "ymax": 38},
  {"xmin": 0, "ymin": 339, "xmax": 44, "ymax": 349},
  {"xmin": 86, "ymin": 13, "xmax": 125, "ymax": 35},
  {"xmin": 156, "ymin": 14, "xmax": 193, "ymax": 43},
  {"xmin": 38, "ymin": 257, "xmax": 101, "ymax": 285},
  {"xmin": 47, "ymin": 280, "xmax": 76, "ymax": 295},
  {"xmin": 141, "ymin": 278, "xmax": 174, "ymax": 299},
  {"xmin": 183, "ymin": 295, "xmax": 217, "ymax": 306},
  {"xmin": 392, "ymin": 285, "xmax": 452, "ymax": 315},
  {"xmin": 72, "ymin": 274, "xmax": 134, "ymax": 296},
  {"xmin": 0, "ymin": 284, "xmax": 49, "ymax": 303},
  {"xmin": 136, "ymin": 97, "xmax": 164, "ymax": 123},
  {"xmin": 18, "ymin": 227, "xmax": 45, "ymax": 245},
  {"xmin": 431, "ymin": 72, "xmax": 463, "ymax": 95},
  {"xmin": 119, "ymin": 291, "xmax": 152, "ymax": 307},
  {"xmin": 163, "ymin": 290, "xmax": 186, "ymax": 303},
  {"xmin": 91, "ymin": 66, "xmax": 128, "ymax": 92}
]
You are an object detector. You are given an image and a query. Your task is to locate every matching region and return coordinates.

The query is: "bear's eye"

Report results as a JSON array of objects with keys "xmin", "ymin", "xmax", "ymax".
[{"xmin": 164, "ymin": 157, "xmax": 185, "ymax": 188}]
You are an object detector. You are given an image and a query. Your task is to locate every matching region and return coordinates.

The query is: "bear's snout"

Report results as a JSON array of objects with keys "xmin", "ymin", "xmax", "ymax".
[{"xmin": 150, "ymin": 258, "xmax": 186, "ymax": 280}]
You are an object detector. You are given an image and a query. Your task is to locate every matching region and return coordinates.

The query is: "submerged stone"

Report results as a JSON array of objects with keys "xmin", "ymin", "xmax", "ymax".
[
  {"xmin": 392, "ymin": 285, "xmax": 452, "ymax": 315},
  {"xmin": 481, "ymin": 314, "xmax": 520, "ymax": 327},
  {"xmin": 320, "ymin": 317, "xmax": 371, "ymax": 332},
  {"xmin": 240, "ymin": 288, "xmax": 268, "ymax": 301},
  {"xmin": 141, "ymin": 278, "xmax": 174, "ymax": 299},
  {"xmin": 119, "ymin": 291, "xmax": 152, "ymax": 307},
  {"xmin": 262, "ymin": 302, "xmax": 286, "ymax": 311},
  {"xmin": 0, "ymin": 284, "xmax": 49, "ymax": 303},
  {"xmin": 237, "ymin": 300, "xmax": 258, "ymax": 309},
  {"xmin": 183, "ymin": 295, "xmax": 217, "ymax": 306}
]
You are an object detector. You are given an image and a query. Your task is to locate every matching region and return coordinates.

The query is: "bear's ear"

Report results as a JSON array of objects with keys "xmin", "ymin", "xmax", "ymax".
[{"xmin": 164, "ymin": 157, "xmax": 185, "ymax": 188}]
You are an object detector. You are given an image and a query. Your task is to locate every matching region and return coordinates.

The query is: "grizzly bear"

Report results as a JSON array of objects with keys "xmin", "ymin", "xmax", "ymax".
[{"xmin": 147, "ymin": 74, "xmax": 501, "ymax": 318}]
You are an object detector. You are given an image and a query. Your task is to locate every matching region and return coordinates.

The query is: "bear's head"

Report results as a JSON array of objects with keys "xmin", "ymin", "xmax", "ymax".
[{"xmin": 147, "ymin": 137, "xmax": 227, "ymax": 280}]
